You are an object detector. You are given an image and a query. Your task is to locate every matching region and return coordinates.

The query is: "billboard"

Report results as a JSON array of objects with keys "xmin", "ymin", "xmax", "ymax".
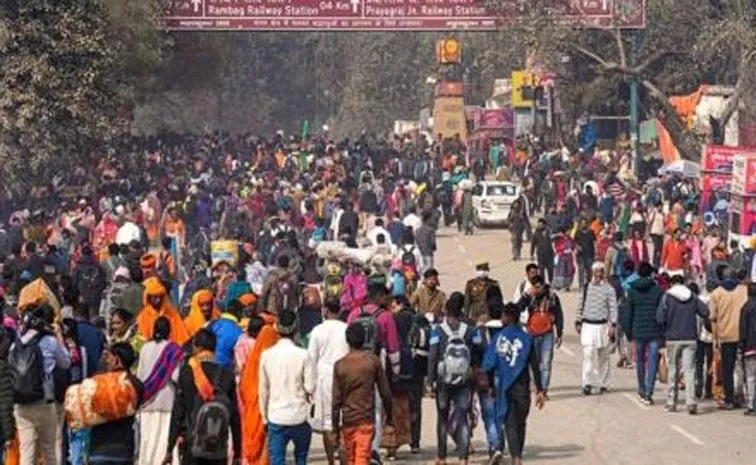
[
  {"xmin": 433, "ymin": 97, "xmax": 467, "ymax": 141},
  {"xmin": 163, "ymin": 0, "xmax": 646, "ymax": 31}
]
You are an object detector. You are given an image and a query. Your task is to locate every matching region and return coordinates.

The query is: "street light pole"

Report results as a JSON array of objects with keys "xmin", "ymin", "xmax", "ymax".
[{"xmin": 629, "ymin": 31, "xmax": 642, "ymax": 177}]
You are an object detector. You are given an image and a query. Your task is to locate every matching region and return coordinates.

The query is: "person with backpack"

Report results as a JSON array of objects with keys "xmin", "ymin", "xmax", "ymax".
[
  {"xmin": 482, "ymin": 302, "xmax": 546, "ymax": 465},
  {"xmin": 257, "ymin": 255, "xmax": 299, "ymax": 315},
  {"xmin": 165, "ymin": 328, "xmax": 241, "ymax": 465},
  {"xmin": 73, "ymin": 245, "xmax": 107, "ymax": 320},
  {"xmin": 89, "ymin": 342, "xmax": 143, "ymax": 465},
  {"xmin": 11, "ymin": 304, "xmax": 70, "ymax": 465},
  {"xmin": 516, "ymin": 275, "xmax": 564, "ymax": 397},
  {"xmin": 332, "ymin": 322, "xmax": 393, "ymax": 465},
  {"xmin": 259, "ymin": 311, "xmax": 315, "ymax": 465},
  {"xmin": 428, "ymin": 293, "xmax": 476, "ymax": 465}
]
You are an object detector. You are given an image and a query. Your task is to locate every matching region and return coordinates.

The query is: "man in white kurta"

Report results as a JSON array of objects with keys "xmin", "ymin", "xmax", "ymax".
[{"xmin": 307, "ymin": 301, "xmax": 349, "ymax": 464}]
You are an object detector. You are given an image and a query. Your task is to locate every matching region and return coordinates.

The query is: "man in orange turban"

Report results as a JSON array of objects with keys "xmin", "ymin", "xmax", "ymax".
[
  {"xmin": 184, "ymin": 289, "xmax": 220, "ymax": 338},
  {"xmin": 136, "ymin": 277, "xmax": 189, "ymax": 345}
]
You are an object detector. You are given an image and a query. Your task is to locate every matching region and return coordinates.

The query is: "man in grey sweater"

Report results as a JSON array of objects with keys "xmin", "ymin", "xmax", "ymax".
[{"xmin": 576, "ymin": 262, "xmax": 618, "ymax": 395}]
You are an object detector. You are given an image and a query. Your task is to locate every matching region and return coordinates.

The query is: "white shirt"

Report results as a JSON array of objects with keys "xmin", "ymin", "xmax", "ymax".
[
  {"xmin": 259, "ymin": 338, "xmax": 315, "ymax": 425},
  {"xmin": 308, "ymin": 320, "xmax": 349, "ymax": 377},
  {"xmin": 116, "ymin": 222, "xmax": 141, "ymax": 245},
  {"xmin": 367, "ymin": 226, "xmax": 394, "ymax": 249},
  {"xmin": 402, "ymin": 213, "xmax": 422, "ymax": 233}
]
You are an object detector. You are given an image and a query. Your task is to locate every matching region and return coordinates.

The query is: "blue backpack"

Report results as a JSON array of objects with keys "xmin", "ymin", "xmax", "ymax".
[{"xmin": 391, "ymin": 270, "xmax": 407, "ymax": 297}]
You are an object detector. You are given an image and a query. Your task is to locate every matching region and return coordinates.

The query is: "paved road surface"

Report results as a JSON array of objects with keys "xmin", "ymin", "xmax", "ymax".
[{"xmin": 305, "ymin": 226, "xmax": 755, "ymax": 465}]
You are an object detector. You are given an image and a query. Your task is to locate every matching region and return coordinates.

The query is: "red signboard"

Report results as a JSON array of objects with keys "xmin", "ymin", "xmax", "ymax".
[
  {"xmin": 162, "ymin": 0, "xmax": 646, "ymax": 31},
  {"xmin": 701, "ymin": 144, "xmax": 756, "ymax": 173}
]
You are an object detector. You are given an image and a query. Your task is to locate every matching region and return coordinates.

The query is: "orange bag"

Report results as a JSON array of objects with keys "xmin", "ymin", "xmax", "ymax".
[
  {"xmin": 5, "ymin": 434, "xmax": 19, "ymax": 465},
  {"xmin": 64, "ymin": 371, "xmax": 139, "ymax": 430},
  {"xmin": 711, "ymin": 350, "xmax": 725, "ymax": 403},
  {"xmin": 18, "ymin": 278, "xmax": 61, "ymax": 314}
]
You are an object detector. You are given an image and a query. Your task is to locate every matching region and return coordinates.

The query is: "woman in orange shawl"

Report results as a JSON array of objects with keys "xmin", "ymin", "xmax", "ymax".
[
  {"xmin": 136, "ymin": 277, "xmax": 190, "ymax": 346},
  {"xmin": 240, "ymin": 324, "xmax": 279, "ymax": 465},
  {"xmin": 184, "ymin": 289, "xmax": 221, "ymax": 338}
]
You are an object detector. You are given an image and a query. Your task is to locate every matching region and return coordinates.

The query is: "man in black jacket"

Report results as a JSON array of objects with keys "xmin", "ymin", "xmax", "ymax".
[
  {"xmin": 530, "ymin": 219, "xmax": 554, "ymax": 283},
  {"xmin": 166, "ymin": 329, "xmax": 241, "ymax": 465},
  {"xmin": 0, "ymin": 323, "xmax": 15, "ymax": 462}
]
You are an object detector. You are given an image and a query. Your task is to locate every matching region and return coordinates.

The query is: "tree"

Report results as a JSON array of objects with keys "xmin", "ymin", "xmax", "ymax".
[
  {"xmin": 488, "ymin": 0, "xmax": 756, "ymax": 161},
  {"xmin": 0, "ymin": 0, "xmax": 168, "ymax": 191}
]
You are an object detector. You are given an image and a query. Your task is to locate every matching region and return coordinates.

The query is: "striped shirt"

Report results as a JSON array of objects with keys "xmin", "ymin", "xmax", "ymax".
[{"xmin": 576, "ymin": 281, "xmax": 618, "ymax": 324}]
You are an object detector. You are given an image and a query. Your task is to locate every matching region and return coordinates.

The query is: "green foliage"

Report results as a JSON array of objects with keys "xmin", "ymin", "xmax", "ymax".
[{"xmin": 0, "ymin": 0, "xmax": 168, "ymax": 191}]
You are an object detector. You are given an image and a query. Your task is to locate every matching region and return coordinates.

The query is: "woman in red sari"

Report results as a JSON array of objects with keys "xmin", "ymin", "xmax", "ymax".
[{"xmin": 93, "ymin": 212, "xmax": 119, "ymax": 262}]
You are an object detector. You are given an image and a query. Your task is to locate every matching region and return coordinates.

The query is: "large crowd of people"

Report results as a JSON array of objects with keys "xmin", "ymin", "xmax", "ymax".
[{"xmin": 0, "ymin": 128, "xmax": 753, "ymax": 465}]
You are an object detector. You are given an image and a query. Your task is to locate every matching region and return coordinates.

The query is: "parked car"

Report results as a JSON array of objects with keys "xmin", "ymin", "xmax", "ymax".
[{"xmin": 472, "ymin": 181, "xmax": 519, "ymax": 226}]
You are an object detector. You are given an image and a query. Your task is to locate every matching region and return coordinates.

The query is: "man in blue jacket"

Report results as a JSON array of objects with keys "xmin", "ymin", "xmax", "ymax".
[{"xmin": 210, "ymin": 299, "xmax": 243, "ymax": 369}]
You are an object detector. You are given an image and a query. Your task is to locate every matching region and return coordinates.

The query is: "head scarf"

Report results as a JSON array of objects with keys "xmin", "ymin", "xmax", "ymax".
[
  {"xmin": 240, "ymin": 324, "xmax": 279, "ymax": 465},
  {"xmin": 137, "ymin": 277, "xmax": 189, "ymax": 345},
  {"xmin": 184, "ymin": 289, "xmax": 220, "ymax": 338}
]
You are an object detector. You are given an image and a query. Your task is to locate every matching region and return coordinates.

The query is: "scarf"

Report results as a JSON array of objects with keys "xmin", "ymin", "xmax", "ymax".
[
  {"xmin": 142, "ymin": 342, "xmax": 183, "ymax": 404},
  {"xmin": 188, "ymin": 350, "xmax": 216, "ymax": 402},
  {"xmin": 482, "ymin": 324, "xmax": 532, "ymax": 423}
]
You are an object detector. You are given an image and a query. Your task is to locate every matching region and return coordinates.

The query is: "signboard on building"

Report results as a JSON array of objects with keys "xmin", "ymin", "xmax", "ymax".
[
  {"xmin": 433, "ymin": 97, "xmax": 467, "ymax": 141},
  {"xmin": 163, "ymin": 0, "xmax": 646, "ymax": 31}
]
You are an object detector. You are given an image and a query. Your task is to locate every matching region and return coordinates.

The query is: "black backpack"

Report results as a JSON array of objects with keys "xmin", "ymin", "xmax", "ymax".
[
  {"xmin": 190, "ymin": 366, "xmax": 232, "ymax": 460},
  {"xmin": 352, "ymin": 307, "xmax": 384, "ymax": 353},
  {"xmin": 9, "ymin": 333, "xmax": 45, "ymax": 404}
]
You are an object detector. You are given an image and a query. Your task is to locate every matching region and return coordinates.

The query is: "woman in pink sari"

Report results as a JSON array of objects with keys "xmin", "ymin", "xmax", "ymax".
[
  {"xmin": 683, "ymin": 228, "xmax": 703, "ymax": 281},
  {"xmin": 340, "ymin": 262, "xmax": 367, "ymax": 314}
]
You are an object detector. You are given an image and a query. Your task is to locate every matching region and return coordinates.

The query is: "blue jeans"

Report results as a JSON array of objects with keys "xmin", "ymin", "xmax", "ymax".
[
  {"xmin": 268, "ymin": 422, "xmax": 312, "ymax": 465},
  {"xmin": 635, "ymin": 339, "xmax": 660, "ymax": 397},
  {"xmin": 532, "ymin": 332, "xmax": 555, "ymax": 392},
  {"xmin": 479, "ymin": 391, "xmax": 501, "ymax": 454}
]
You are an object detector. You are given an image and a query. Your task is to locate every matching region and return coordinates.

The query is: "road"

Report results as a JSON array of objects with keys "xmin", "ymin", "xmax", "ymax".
[{"xmin": 307, "ymin": 226, "xmax": 755, "ymax": 465}]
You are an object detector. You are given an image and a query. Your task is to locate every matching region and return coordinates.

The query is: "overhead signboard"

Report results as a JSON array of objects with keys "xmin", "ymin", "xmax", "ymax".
[{"xmin": 163, "ymin": 0, "xmax": 646, "ymax": 31}]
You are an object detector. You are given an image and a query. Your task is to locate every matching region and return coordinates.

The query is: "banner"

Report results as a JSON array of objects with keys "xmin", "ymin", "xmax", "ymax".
[{"xmin": 433, "ymin": 97, "xmax": 467, "ymax": 141}]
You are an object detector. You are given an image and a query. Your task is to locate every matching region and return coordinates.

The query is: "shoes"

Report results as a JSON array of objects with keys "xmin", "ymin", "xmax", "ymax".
[
  {"xmin": 487, "ymin": 451, "xmax": 503, "ymax": 465},
  {"xmin": 410, "ymin": 447, "xmax": 421, "ymax": 454},
  {"xmin": 744, "ymin": 409, "xmax": 756, "ymax": 416},
  {"xmin": 641, "ymin": 395, "xmax": 654, "ymax": 406},
  {"xmin": 665, "ymin": 404, "xmax": 676, "ymax": 412},
  {"xmin": 599, "ymin": 387, "xmax": 609, "ymax": 395},
  {"xmin": 719, "ymin": 403, "xmax": 735, "ymax": 411},
  {"xmin": 688, "ymin": 405, "xmax": 698, "ymax": 415},
  {"xmin": 582, "ymin": 385, "xmax": 592, "ymax": 396}
]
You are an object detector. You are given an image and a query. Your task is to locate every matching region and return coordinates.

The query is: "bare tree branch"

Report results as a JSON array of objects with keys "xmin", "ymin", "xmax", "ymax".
[{"xmin": 614, "ymin": 28, "xmax": 627, "ymax": 69}]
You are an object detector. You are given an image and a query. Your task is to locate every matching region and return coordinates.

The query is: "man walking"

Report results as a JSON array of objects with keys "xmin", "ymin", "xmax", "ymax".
[
  {"xmin": 410, "ymin": 268, "xmax": 447, "ymax": 323},
  {"xmin": 574, "ymin": 217, "xmax": 596, "ymax": 289},
  {"xmin": 309, "ymin": 300, "xmax": 350, "ymax": 465},
  {"xmin": 624, "ymin": 262, "xmax": 663, "ymax": 405},
  {"xmin": 259, "ymin": 311, "xmax": 316, "ymax": 465},
  {"xmin": 740, "ymin": 283, "xmax": 756, "ymax": 415},
  {"xmin": 332, "ymin": 324, "xmax": 393, "ymax": 465},
  {"xmin": 657, "ymin": 274, "xmax": 709, "ymax": 414},
  {"xmin": 428, "ymin": 293, "xmax": 476, "ymax": 465},
  {"xmin": 516, "ymin": 275, "xmax": 563, "ymax": 397},
  {"xmin": 165, "ymin": 328, "xmax": 241, "ymax": 465},
  {"xmin": 575, "ymin": 262, "xmax": 618, "ymax": 395},
  {"xmin": 415, "ymin": 213, "xmax": 437, "ymax": 274},
  {"xmin": 709, "ymin": 267, "xmax": 748, "ymax": 409},
  {"xmin": 530, "ymin": 219, "xmax": 554, "ymax": 283}
]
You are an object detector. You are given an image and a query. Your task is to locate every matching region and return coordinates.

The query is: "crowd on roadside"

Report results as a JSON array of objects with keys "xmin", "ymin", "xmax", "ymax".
[{"xmin": 0, "ymin": 127, "xmax": 753, "ymax": 465}]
